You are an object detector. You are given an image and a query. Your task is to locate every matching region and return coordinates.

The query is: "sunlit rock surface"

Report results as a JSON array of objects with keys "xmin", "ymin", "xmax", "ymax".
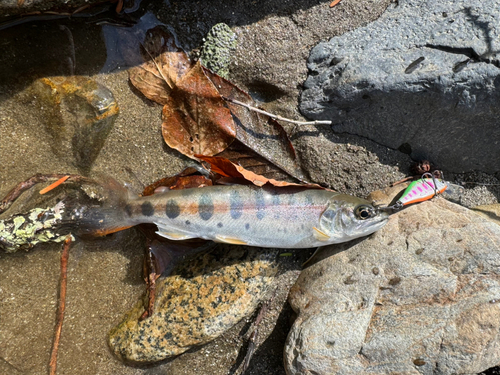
[
  {"xmin": 109, "ymin": 246, "xmax": 279, "ymax": 363},
  {"xmin": 285, "ymin": 187, "xmax": 500, "ymax": 374}
]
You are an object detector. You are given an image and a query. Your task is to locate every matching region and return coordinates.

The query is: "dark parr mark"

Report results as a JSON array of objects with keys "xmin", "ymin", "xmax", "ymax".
[
  {"xmin": 217, "ymin": 222, "xmax": 223, "ymax": 228},
  {"xmin": 229, "ymin": 190, "xmax": 243, "ymax": 219},
  {"xmin": 141, "ymin": 201, "xmax": 154, "ymax": 217},
  {"xmin": 166, "ymin": 199, "xmax": 180, "ymax": 219},
  {"xmin": 245, "ymin": 223, "xmax": 250, "ymax": 230},
  {"xmin": 199, "ymin": 194, "xmax": 214, "ymax": 221},
  {"xmin": 255, "ymin": 189, "xmax": 266, "ymax": 220},
  {"xmin": 124, "ymin": 204, "xmax": 133, "ymax": 217}
]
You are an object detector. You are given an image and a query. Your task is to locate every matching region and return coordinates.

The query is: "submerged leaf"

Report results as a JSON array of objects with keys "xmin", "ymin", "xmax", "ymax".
[
  {"xmin": 129, "ymin": 26, "xmax": 192, "ymax": 105},
  {"xmin": 161, "ymin": 62, "xmax": 236, "ymax": 158}
]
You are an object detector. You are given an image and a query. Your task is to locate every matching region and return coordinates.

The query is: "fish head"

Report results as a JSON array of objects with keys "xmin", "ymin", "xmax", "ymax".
[{"xmin": 319, "ymin": 194, "xmax": 389, "ymax": 243}]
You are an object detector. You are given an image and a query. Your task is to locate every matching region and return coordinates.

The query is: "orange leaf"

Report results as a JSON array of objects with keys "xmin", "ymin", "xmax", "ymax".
[
  {"xmin": 196, "ymin": 155, "xmax": 324, "ymax": 189},
  {"xmin": 142, "ymin": 175, "xmax": 213, "ymax": 196},
  {"xmin": 203, "ymin": 68, "xmax": 307, "ymax": 182}
]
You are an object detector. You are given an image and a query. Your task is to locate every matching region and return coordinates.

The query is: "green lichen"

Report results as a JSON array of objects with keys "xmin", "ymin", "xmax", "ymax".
[
  {"xmin": 200, "ymin": 23, "xmax": 237, "ymax": 79},
  {"xmin": 0, "ymin": 204, "xmax": 71, "ymax": 253}
]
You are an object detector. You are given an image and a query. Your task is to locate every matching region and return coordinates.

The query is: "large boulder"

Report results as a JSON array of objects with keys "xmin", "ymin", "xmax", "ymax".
[
  {"xmin": 284, "ymin": 188, "xmax": 500, "ymax": 374},
  {"xmin": 300, "ymin": 0, "xmax": 500, "ymax": 174}
]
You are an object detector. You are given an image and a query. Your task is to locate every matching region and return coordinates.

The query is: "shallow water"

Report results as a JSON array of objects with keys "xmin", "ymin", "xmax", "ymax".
[{"xmin": 0, "ymin": 4, "xmax": 194, "ymax": 374}]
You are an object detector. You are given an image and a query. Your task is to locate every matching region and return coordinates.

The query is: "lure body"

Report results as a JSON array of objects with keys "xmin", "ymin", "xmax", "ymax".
[
  {"xmin": 397, "ymin": 178, "xmax": 448, "ymax": 207},
  {"xmin": 75, "ymin": 185, "xmax": 389, "ymax": 249}
]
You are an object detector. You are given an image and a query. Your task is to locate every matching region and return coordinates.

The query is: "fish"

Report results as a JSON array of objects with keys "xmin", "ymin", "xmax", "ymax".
[{"xmin": 71, "ymin": 184, "xmax": 389, "ymax": 248}]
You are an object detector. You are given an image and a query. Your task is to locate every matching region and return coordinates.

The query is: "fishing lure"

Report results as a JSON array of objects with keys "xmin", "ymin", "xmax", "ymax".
[{"xmin": 384, "ymin": 172, "xmax": 465, "ymax": 211}]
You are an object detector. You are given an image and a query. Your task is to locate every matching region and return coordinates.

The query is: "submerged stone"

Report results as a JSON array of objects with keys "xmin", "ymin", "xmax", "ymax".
[
  {"xmin": 31, "ymin": 76, "xmax": 119, "ymax": 174},
  {"xmin": 108, "ymin": 246, "xmax": 278, "ymax": 364}
]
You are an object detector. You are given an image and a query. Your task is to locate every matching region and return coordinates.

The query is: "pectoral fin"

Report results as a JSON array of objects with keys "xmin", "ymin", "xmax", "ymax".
[
  {"xmin": 215, "ymin": 235, "xmax": 248, "ymax": 245},
  {"xmin": 313, "ymin": 227, "xmax": 331, "ymax": 241}
]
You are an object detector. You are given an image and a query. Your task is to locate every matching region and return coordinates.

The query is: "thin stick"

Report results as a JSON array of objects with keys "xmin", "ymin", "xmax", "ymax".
[
  {"xmin": 222, "ymin": 96, "xmax": 332, "ymax": 126},
  {"xmin": 39, "ymin": 176, "xmax": 70, "ymax": 195},
  {"xmin": 49, "ymin": 235, "xmax": 72, "ymax": 375},
  {"xmin": 241, "ymin": 288, "xmax": 278, "ymax": 373},
  {"xmin": 140, "ymin": 244, "xmax": 159, "ymax": 321},
  {"xmin": 0, "ymin": 173, "xmax": 92, "ymax": 214}
]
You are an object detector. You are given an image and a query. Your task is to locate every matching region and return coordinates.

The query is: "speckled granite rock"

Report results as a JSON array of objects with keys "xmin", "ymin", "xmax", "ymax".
[
  {"xmin": 109, "ymin": 246, "xmax": 279, "ymax": 364},
  {"xmin": 284, "ymin": 187, "xmax": 500, "ymax": 375},
  {"xmin": 472, "ymin": 204, "xmax": 500, "ymax": 226},
  {"xmin": 300, "ymin": 0, "xmax": 500, "ymax": 174}
]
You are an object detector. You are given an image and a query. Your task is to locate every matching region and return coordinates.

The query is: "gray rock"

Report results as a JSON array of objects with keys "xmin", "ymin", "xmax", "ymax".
[
  {"xmin": 300, "ymin": 0, "xmax": 500, "ymax": 174},
  {"xmin": 285, "ymin": 186, "xmax": 500, "ymax": 374}
]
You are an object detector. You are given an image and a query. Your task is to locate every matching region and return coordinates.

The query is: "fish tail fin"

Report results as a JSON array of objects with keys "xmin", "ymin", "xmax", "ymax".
[{"xmin": 58, "ymin": 176, "xmax": 138, "ymax": 238}]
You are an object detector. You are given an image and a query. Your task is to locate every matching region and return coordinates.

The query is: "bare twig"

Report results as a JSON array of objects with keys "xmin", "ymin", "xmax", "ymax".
[
  {"xmin": 140, "ymin": 243, "xmax": 160, "ymax": 321},
  {"xmin": 241, "ymin": 288, "xmax": 278, "ymax": 373},
  {"xmin": 222, "ymin": 96, "xmax": 332, "ymax": 126},
  {"xmin": 0, "ymin": 173, "xmax": 92, "ymax": 214},
  {"xmin": 49, "ymin": 235, "xmax": 72, "ymax": 375}
]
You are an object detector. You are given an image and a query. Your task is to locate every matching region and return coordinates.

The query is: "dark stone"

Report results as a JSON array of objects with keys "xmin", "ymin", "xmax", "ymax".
[{"xmin": 300, "ymin": 0, "xmax": 500, "ymax": 174}]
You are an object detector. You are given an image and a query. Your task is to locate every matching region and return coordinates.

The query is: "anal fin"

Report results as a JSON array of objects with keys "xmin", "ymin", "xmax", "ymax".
[{"xmin": 154, "ymin": 222, "xmax": 198, "ymax": 241}]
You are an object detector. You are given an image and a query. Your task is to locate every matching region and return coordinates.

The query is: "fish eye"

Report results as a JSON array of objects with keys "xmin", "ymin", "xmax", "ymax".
[{"xmin": 355, "ymin": 205, "xmax": 375, "ymax": 220}]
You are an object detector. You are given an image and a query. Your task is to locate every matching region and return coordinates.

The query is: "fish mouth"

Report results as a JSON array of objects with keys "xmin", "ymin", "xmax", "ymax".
[{"xmin": 363, "ymin": 210, "xmax": 390, "ymax": 233}]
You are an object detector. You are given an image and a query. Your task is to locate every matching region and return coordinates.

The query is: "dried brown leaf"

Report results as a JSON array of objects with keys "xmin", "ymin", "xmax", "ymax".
[
  {"xmin": 161, "ymin": 62, "xmax": 236, "ymax": 158},
  {"xmin": 196, "ymin": 155, "xmax": 323, "ymax": 189},
  {"xmin": 217, "ymin": 143, "xmax": 291, "ymax": 182},
  {"xmin": 129, "ymin": 26, "xmax": 192, "ymax": 105},
  {"xmin": 203, "ymin": 68, "xmax": 307, "ymax": 182}
]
